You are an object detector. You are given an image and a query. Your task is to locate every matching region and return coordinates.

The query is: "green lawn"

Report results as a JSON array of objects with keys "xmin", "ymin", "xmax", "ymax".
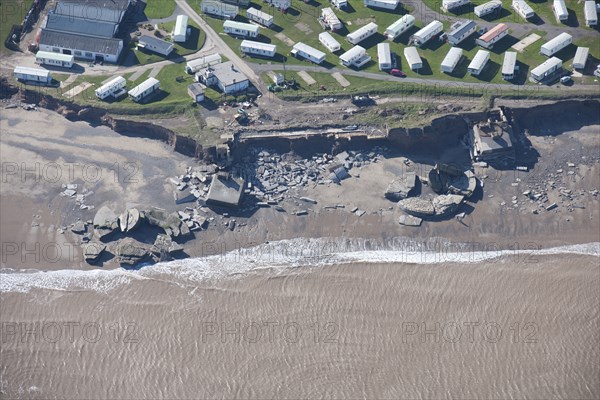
[
  {"xmin": 144, "ymin": 0, "xmax": 177, "ymax": 19},
  {"xmin": 189, "ymin": 0, "xmax": 599, "ymax": 86},
  {"xmin": 1, "ymin": 0, "xmax": 31, "ymax": 55}
]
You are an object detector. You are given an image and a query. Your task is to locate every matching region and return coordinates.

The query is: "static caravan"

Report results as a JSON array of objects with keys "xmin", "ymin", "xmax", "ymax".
[
  {"xmin": 185, "ymin": 53, "xmax": 222, "ymax": 74},
  {"xmin": 319, "ymin": 31, "xmax": 341, "ymax": 52},
  {"xmin": 447, "ymin": 20, "xmax": 477, "ymax": 45},
  {"xmin": 404, "ymin": 46, "xmax": 423, "ymax": 70},
  {"xmin": 223, "ymin": 20, "xmax": 259, "ymax": 38},
  {"xmin": 321, "ymin": 7, "xmax": 343, "ymax": 31},
  {"xmin": 540, "ymin": 32, "xmax": 572, "ymax": 56},
  {"xmin": 347, "ymin": 22, "xmax": 378, "ymax": 45},
  {"xmin": 201, "ymin": 0, "xmax": 239, "ymax": 19},
  {"xmin": 474, "ymin": 0, "xmax": 502, "ymax": 17},
  {"xmin": 35, "ymin": 51, "xmax": 74, "ymax": 68},
  {"xmin": 173, "ymin": 15, "xmax": 189, "ymax": 42},
  {"xmin": 269, "ymin": 71, "xmax": 285, "ymax": 85},
  {"xmin": 467, "ymin": 50, "xmax": 490, "ymax": 75},
  {"xmin": 291, "ymin": 42, "xmax": 326, "ymax": 64},
  {"xmin": 377, "ymin": 42, "xmax": 392, "ymax": 70},
  {"xmin": 138, "ymin": 35, "xmax": 174, "ymax": 56},
  {"xmin": 331, "ymin": 0, "xmax": 347, "ymax": 9},
  {"xmin": 95, "ymin": 76, "xmax": 126, "ymax": 100},
  {"xmin": 264, "ymin": 0, "xmax": 291, "ymax": 11},
  {"xmin": 475, "ymin": 23, "xmax": 508, "ymax": 49},
  {"xmin": 384, "ymin": 15, "xmax": 415, "ymax": 40},
  {"xmin": 240, "ymin": 40, "xmax": 277, "ymax": 58},
  {"xmin": 440, "ymin": 47, "xmax": 463, "ymax": 73},
  {"xmin": 340, "ymin": 45, "xmax": 371, "ymax": 68},
  {"xmin": 410, "ymin": 20, "xmax": 443, "ymax": 47},
  {"xmin": 584, "ymin": 1, "xmax": 597, "ymax": 26},
  {"xmin": 553, "ymin": 0, "xmax": 568, "ymax": 22},
  {"xmin": 128, "ymin": 77, "xmax": 160, "ymax": 102},
  {"xmin": 573, "ymin": 47, "xmax": 589, "ymax": 69},
  {"xmin": 512, "ymin": 0, "xmax": 535, "ymax": 20},
  {"xmin": 442, "ymin": 0, "xmax": 470, "ymax": 12},
  {"xmin": 530, "ymin": 57, "xmax": 562, "ymax": 81},
  {"xmin": 13, "ymin": 66, "xmax": 52, "ymax": 84},
  {"xmin": 363, "ymin": 0, "xmax": 400, "ymax": 10},
  {"xmin": 502, "ymin": 51, "xmax": 517, "ymax": 80},
  {"xmin": 246, "ymin": 7, "xmax": 274, "ymax": 27}
]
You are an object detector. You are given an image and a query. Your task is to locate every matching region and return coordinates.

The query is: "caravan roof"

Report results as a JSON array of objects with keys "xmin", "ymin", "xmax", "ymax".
[
  {"xmin": 174, "ymin": 15, "xmax": 188, "ymax": 37},
  {"xmin": 502, "ymin": 51, "xmax": 517, "ymax": 75}
]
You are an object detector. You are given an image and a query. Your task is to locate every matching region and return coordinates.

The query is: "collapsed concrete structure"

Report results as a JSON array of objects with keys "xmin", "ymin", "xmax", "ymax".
[
  {"xmin": 473, "ymin": 108, "xmax": 515, "ymax": 162},
  {"xmin": 206, "ymin": 173, "xmax": 245, "ymax": 208}
]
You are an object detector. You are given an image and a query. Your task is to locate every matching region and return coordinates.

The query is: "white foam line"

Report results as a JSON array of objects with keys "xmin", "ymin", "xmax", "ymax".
[{"xmin": 1, "ymin": 239, "xmax": 598, "ymax": 293}]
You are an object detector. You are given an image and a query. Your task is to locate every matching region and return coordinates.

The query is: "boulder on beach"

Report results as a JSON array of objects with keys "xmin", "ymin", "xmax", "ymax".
[
  {"xmin": 118, "ymin": 208, "xmax": 142, "ymax": 233},
  {"xmin": 82, "ymin": 242, "xmax": 106, "ymax": 263},
  {"xmin": 150, "ymin": 234, "xmax": 184, "ymax": 256},
  {"xmin": 116, "ymin": 238, "xmax": 149, "ymax": 266},
  {"xmin": 385, "ymin": 171, "xmax": 417, "ymax": 201},
  {"xmin": 93, "ymin": 206, "xmax": 118, "ymax": 239}
]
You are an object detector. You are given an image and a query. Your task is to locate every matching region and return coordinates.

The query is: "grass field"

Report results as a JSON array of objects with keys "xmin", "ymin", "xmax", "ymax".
[
  {"xmin": 188, "ymin": 0, "xmax": 600, "ymax": 86},
  {"xmin": 144, "ymin": 0, "xmax": 177, "ymax": 19},
  {"xmin": 1, "ymin": 0, "xmax": 31, "ymax": 55}
]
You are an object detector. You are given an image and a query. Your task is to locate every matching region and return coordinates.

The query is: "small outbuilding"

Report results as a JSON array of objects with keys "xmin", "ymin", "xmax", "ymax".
[
  {"xmin": 187, "ymin": 83, "xmax": 205, "ymax": 102},
  {"xmin": 206, "ymin": 174, "xmax": 245, "ymax": 208},
  {"xmin": 138, "ymin": 35, "xmax": 174, "ymax": 56}
]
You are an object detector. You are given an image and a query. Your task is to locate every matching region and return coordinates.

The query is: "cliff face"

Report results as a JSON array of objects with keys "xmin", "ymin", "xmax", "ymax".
[
  {"xmin": 4, "ymin": 80, "xmax": 215, "ymax": 161},
  {"xmin": 387, "ymin": 115, "xmax": 469, "ymax": 151},
  {"xmin": 509, "ymin": 100, "xmax": 600, "ymax": 135}
]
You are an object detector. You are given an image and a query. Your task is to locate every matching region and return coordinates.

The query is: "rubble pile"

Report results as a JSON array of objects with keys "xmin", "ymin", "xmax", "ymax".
[
  {"xmin": 398, "ymin": 194, "xmax": 465, "ymax": 218},
  {"xmin": 236, "ymin": 147, "xmax": 389, "ymax": 206},
  {"xmin": 385, "ymin": 171, "xmax": 417, "ymax": 201},
  {"xmin": 428, "ymin": 164, "xmax": 477, "ymax": 197}
]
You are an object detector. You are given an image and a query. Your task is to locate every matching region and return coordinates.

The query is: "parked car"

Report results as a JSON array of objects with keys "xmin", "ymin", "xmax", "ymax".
[
  {"xmin": 560, "ymin": 75, "xmax": 572, "ymax": 84},
  {"xmin": 390, "ymin": 68, "xmax": 406, "ymax": 77},
  {"xmin": 477, "ymin": 27, "xmax": 488, "ymax": 36}
]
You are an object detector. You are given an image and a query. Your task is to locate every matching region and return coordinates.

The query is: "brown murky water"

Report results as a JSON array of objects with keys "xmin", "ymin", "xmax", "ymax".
[{"xmin": 1, "ymin": 242, "xmax": 598, "ymax": 399}]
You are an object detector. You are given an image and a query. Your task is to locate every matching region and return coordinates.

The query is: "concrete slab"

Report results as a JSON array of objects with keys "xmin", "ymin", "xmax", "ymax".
[
  {"xmin": 128, "ymin": 68, "xmax": 146, "ymax": 82},
  {"xmin": 275, "ymin": 32, "xmax": 295, "ymax": 46},
  {"xmin": 331, "ymin": 72, "xmax": 350, "ymax": 87},
  {"xmin": 512, "ymin": 33, "xmax": 541, "ymax": 52},
  {"xmin": 149, "ymin": 65, "xmax": 163, "ymax": 78},
  {"xmin": 63, "ymin": 82, "xmax": 93, "ymax": 98},
  {"xmin": 298, "ymin": 71, "xmax": 316, "ymax": 85}
]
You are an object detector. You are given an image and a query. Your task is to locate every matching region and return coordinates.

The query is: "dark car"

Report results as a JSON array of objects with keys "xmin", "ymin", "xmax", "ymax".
[{"xmin": 390, "ymin": 68, "xmax": 406, "ymax": 77}]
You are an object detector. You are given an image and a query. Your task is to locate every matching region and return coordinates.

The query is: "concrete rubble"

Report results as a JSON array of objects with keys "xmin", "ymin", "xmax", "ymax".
[
  {"xmin": 150, "ymin": 234, "xmax": 184, "ymax": 257},
  {"xmin": 116, "ymin": 238, "xmax": 149, "ymax": 266},
  {"xmin": 385, "ymin": 171, "xmax": 417, "ymax": 201},
  {"xmin": 82, "ymin": 242, "xmax": 105, "ymax": 263},
  {"xmin": 398, "ymin": 194, "xmax": 464, "ymax": 218},
  {"xmin": 398, "ymin": 215, "xmax": 423, "ymax": 226}
]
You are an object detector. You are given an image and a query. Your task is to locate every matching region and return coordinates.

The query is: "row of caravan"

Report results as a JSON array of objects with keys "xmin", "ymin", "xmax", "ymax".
[{"xmin": 95, "ymin": 76, "xmax": 160, "ymax": 103}]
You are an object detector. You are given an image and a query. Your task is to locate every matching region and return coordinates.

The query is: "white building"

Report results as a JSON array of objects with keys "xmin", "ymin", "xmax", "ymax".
[
  {"xmin": 584, "ymin": 1, "xmax": 598, "ymax": 26},
  {"xmin": 377, "ymin": 42, "xmax": 392, "ymax": 70},
  {"xmin": 474, "ymin": 0, "xmax": 502, "ymax": 17},
  {"xmin": 264, "ymin": 0, "xmax": 291, "ymax": 11},
  {"xmin": 185, "ymin": 53, "xmax": 222, "ymax": 74},
  {"xmin": 511, "ymin": 0, "xmax": 535, "ymax": 20},
  {"xmin": 223, "ymin": 20, "xmax": 259, "ymax": 38},
  {"xmin": 35, "ymin": 51, "xmax": 74, "ymax": 68},
  {"xmin": 403, "ymin": 46, "xmax": 423, "ymax": 70},
  {"xmin": 410, "ymin": 20, "xmax": 443, "ymax": 47},
  {"xmin": 291, "ymin": 42, "xmax": 326, "ymax": 64},
  {"xmin": 13, "ymin": 66, "xmax": 52, "ymax": 84},
  {"xmin": 573, "ymin": 47, "xmax": 589, "ymax": 69},
  {"xmin": 540, "ymin": 32, "xmax": 572, "ymax": 56},
  {"xmin": 440, "ymin": 47, "xmax": 463, "ymax": 73},
  {"xmin": 467, "ymin": 49, "xmax": 490, "ymax": 75},
  {"xmin": 447, "ymin": 20, "xmax": 477, "ymax": 45},
  {"xmin": 197, "ymin": 61, "xmax": 249, "ymax": 94},
  {"xmin": 138, "ymin": 35, "xmax": 174, "ymax": 56},
  {"xmin": 553, "ymin": 0, "xmax": 568, "ymax": 22},
  {"xmin": 501, "ymin": 51, "xmax": 517, "ymax": 80},
  {"xmin": 442, "ymin": 0, "xmax": 470, "ymax": 12},
  {"xmin": 201, "ymin": 0, "xmax": 238, "ymax": 19},
  {"xmin": 240, "ymin": 40, "xmax": 277, "ymax": 58},
  {"xmin": 340, "ymin": 45, "xmax": 371, "ymax": 68},
  {"xmin": 128, "ymin": 77, "xmax": 160, "ymax": 102},
  {"xmin": 246, "ymin": 7, "xmax": 274, "ymax": 27},
  {"xmin": 475, "ymin": 23, "xmax": 508, "ymax": 49},
  {"xmin": 347, "ymin": 22, "xmax": 378, "ymax": 45},
  {"xmin": 384, "ymin": 15, "xmax": 415, "ymax": 40},
  {"xmin": 38, "ymin": 30, "xmax": 123, "ymax": 64},
  {"xmin": 331, "ymin": 0, "xmax": 347, "ymax": 9},
  {"xmin": 319, "ymin": 31, "xmax": 341, "ymax": 52},
  {"xmin": 188, "ymin": 83, "xmax": 205, "ymax": 103},
  {"xmin": 173, "ymin": 15, "xmax": 189, "ymax": 42},
  {"xmin": 530, "ymin": 57, "xmax": 562, "ymax": 81},
  {"xmin": 363, "ymin": 0, "xmax": 399, "ymax": 10},
  {"xmin": 321, "ymin": 7, "xmax": 343, "ymax": 31},
  {"xmin": 95, "ymin": 76, "xmax": 126, "ymax": 99}
]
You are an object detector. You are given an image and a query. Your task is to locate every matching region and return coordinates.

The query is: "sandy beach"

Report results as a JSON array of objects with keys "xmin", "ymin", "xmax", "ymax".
[{"xmin": 1, "ymin": 107, "xmax": 599, "ymax": 270}]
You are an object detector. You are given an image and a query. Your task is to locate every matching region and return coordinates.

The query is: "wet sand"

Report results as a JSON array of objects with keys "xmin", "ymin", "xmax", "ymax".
[{"xmin": 1, "ymin": 253, "xmax": 598, "ymax": 398}]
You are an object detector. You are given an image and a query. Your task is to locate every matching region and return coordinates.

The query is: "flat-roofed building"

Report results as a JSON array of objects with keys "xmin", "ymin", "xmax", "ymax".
[
  {"xmin": 128, "ymin": 77, "xmax": 160, "ymax": 102},
  {"xmin": 447, "ymin": 19, "xmax": 477, "ymax": 45},
  {"xmin": 223, "ymin": 20, "xmax": 259, "ymax": 38},
  {"xmin": 530, "ymin": 57, "xmax": 562, "ymax": 82},
  {"xmin": 35, "ymin": 50, "xmax": 74, "ymax": 68},
  {"xmin": 319, "ymin": 31, "xmax": 341, "ymax": 52},
  {"xmin": 39, "ymin": 29, "xmax": 123, "ymax": 63},
  {"xmin": 540, "ymin": 32, "xmax": 572, "ymax": 56},
  {"xmin": 501, "ymin": 51, "xmax": 517, "ymax": 80},
  {"xmin": 240, "ymin": 40, "xmax": 277, "ymax": 58},
  {"xmin": 475, "ymin": 23, "xmax": 508, "ymax": 49},
  {"xmin": 474, "ymin": 0, "xmax": 502, "ymax": 17},
  {"xmin": 467, "ymin": 49, "xmax": 490, "ymax": 75},
  {"xmin": 404, "ymin": 46, "xmax": 423, "ymax": 70},
  {"xmin": 377, "ymin": 42, "xmax": 392, "ymax": 70},
  {"xmin": 573, "ymin": 47, "xmax": 589, "ymax": 69},
  {"xmin": 246, "ymin": 7, "xmax": 274, "ymax": 27},
  {"xmin": 410, "ymin": 20, "xmax": 443, "ymax": 47},
  {"xmin": 137, "ymin": 35, "xmax": 174, "ymax": 56},
  {"xmin": 384, "ymin": 15, "xmax": 415, "ymax": 40},
  {"xmin": 340, "ymin": 45, "xmax": 371, "ymax": 68},
  {"xmin": 584, "ymin": 0, "xmax": 598, "ymax": 26},
  {"xmin": 440, "ymin": 47, "xmax": 463, "ymax": 73},
  {"xmin": 187, "ymin": 83, "xmax": 205, "ymax": 102},
  {"xmin": 173, "ymin": 15, "xmax": 189, "ymax": 42},
  {"xmin": 291, "ymin": 42, "xmax": 326, "ymax": 64},
  {"xmin": 346, "ymin": 22, "xmax": 378, "ymax": 45},
  {"xmin": 553, "ymin": 0, "xmax": 568, "ymax": 22},
  {"xmin": 197, "ymin": 61, "xmax": 249, "ymax": 94}
]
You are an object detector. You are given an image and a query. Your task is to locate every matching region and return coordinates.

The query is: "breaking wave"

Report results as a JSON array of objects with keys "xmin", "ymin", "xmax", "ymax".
[{"xmin": 1, "ymin": 238, "xmax": 598, "ymax": 293}]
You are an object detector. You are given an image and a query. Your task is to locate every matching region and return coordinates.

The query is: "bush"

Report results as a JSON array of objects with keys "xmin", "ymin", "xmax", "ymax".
[
  {"xmin": 237, "ymin": 95, "xmax": 247, "ymax": 102},
  {"xmin": 225, "ymin": 95, "xmax": 236, "ymax": 103}
]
